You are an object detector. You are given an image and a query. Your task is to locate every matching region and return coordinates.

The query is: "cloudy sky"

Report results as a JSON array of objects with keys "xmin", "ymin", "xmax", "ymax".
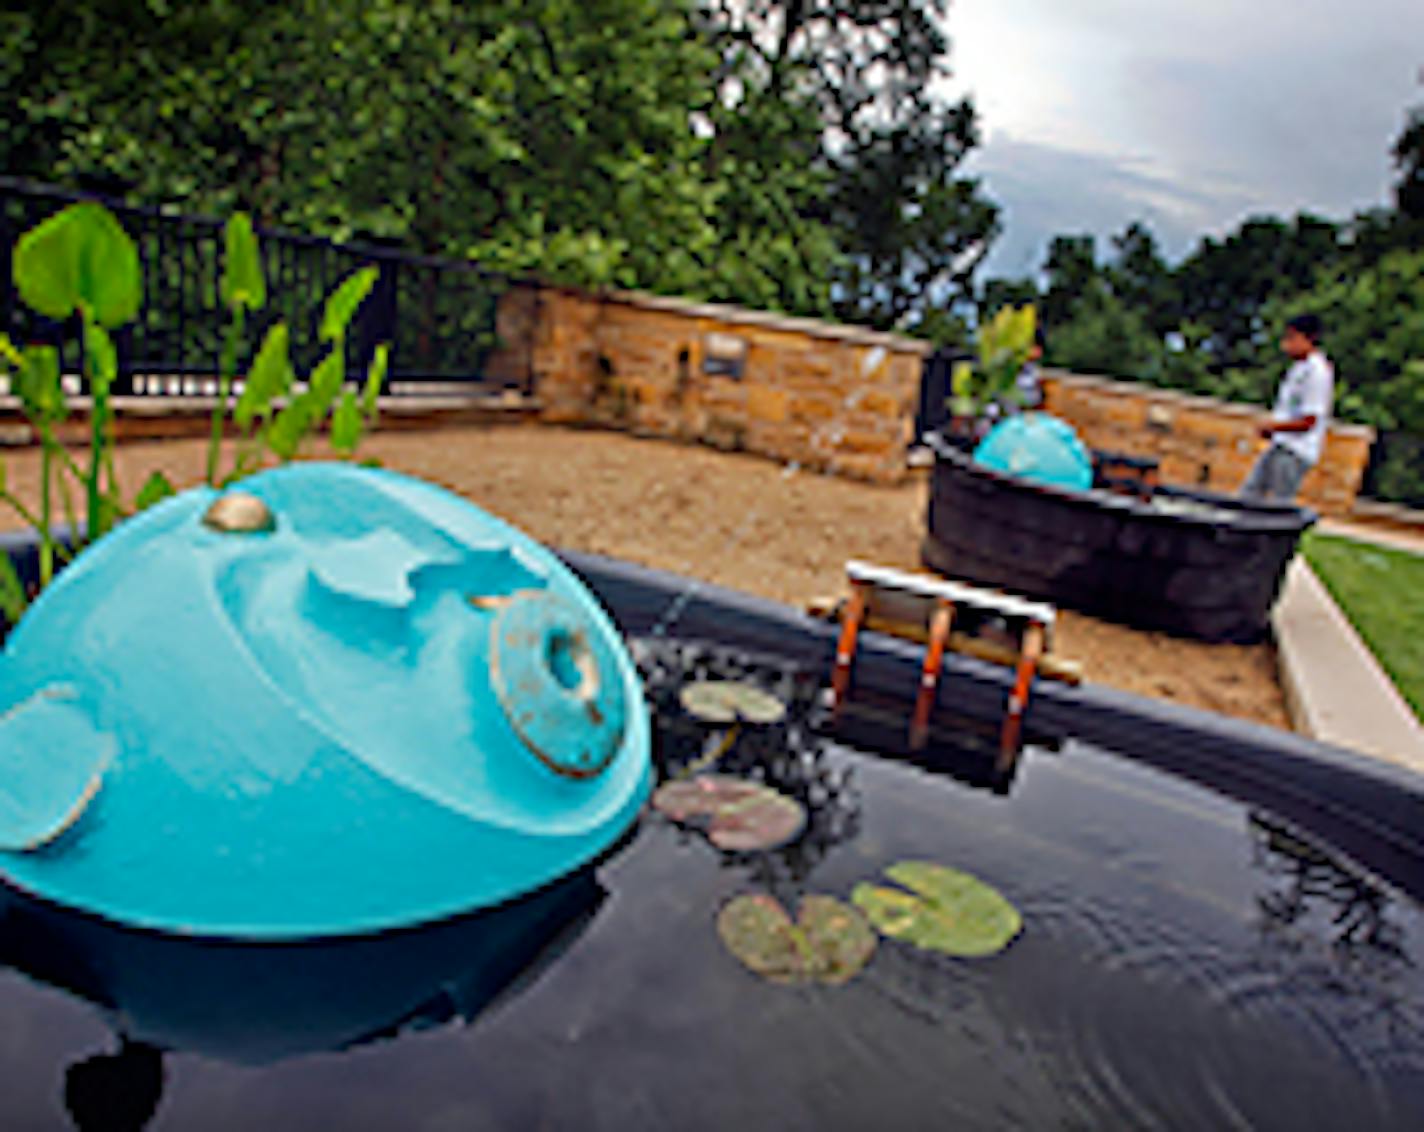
[{"xmin": 942, "ymin": 0, "xmax": 1424, "ymax": 279}]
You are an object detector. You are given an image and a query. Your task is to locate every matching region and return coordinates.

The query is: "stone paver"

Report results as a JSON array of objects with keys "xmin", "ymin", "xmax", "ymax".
[{"xmin": 1317, "ymin": 517, "xmax": 1424, "ymax": 557}]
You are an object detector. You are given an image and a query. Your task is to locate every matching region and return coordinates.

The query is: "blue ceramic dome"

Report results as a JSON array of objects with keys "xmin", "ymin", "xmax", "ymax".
[
  {"xmin": 973, "ymin": 413, "xmax": 1093, "ymax": 492},
  {"xmin": 0, "ymin": 463, "xmax": 651, "ymax": 939}
]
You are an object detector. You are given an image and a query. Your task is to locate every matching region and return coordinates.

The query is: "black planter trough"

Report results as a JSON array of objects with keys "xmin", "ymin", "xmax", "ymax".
[{"xmin": 920, "ymin": 431, "xmax": 1317, "ymax": 642}]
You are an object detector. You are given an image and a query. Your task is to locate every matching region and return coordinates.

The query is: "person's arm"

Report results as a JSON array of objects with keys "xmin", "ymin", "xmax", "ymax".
[{"xmin": 1259, "ymin": 415, "xmax": 1317, "ymax": 438}]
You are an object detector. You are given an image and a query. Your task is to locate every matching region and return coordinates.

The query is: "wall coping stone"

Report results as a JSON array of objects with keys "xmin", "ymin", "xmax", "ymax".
[
  {"xmin": 534, "ymin": 283, "xmax": 934, "ymax": 356},
  {"xmin": 1043, "ymin": 368, "xmax": 1375, "ymax": 442}
]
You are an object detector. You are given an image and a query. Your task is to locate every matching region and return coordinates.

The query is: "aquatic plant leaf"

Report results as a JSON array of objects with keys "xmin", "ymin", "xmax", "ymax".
[
  {"xmin": 307, "ymin": 348, "xmax": 345, "ymax": 413},
  {"xmin": 14, "ymin": 203, "xmax": 140, "ymax": 328},
  {"xmin": 798, "ymin": 895, "xmax": 878, "ymax": 985},
  {"xmin": 362, "ymin": 342, "xmax": 389, "ymax": 417},
  {"xmin": 717, "ymin": 894, "xmax": 805, "ymax": 984},
  {"xmin": 234, "ymin": 323, "xmax": 293, "ymax": 428},
  {"xmin": 678, "ymin": 680, "xmax": 786, "ymax": 725},
  {"xmin": 717, "ymin": 894, "xmax": 876, "ymax": 985},
  {"xmin": 852, "ymin": 862, "xmax": 1021, "ymax": 958},
  {"xmin": 220, "ymin": 212, "xmax": 266, "ymax": 311},
  {"xmin": 133, "ymin": 471, "xmax": 175, "ymax": 513},
  {"xmin": 0, "ymin": 334, "xmax": 21, "ymax": 368},
  {"xmin": 651, "ymin": 774, "xmax": 806, "ymax": 851},
  {"xmin": 83, "ymin": 322, "xmax": 117, "ymax": 387},
  {"xmin": 330, "ymin": 390, "xmax": 363, "ymax": 454},
  {"xmin": 320, "ymin": 267, "xmax": 378, "ymax": 342},
  {"xmin": 0, "ymin": 552, "xmax": 28, "ymax": 625},
  {"xmin": 15, "ymin": 345, "xmax": 65, "ymax": 422}
]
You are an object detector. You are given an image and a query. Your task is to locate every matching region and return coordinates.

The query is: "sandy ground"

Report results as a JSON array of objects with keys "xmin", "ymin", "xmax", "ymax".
[{"xmin": 0, "ymin": 422, "xmax": 1290, "ymax": 728}]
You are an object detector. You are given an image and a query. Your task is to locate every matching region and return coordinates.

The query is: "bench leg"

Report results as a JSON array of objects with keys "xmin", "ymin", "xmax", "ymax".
[
  {"xmin": 909, "ymin": 599, "xmax": 956, "ymax": 751},
  {"xmin": 998, "ymin": 620, "xmax": 1045, "ymax": 773},
  {"xmin": 829, "ymin": 582, "xmax": 868, "ymax": 719}
]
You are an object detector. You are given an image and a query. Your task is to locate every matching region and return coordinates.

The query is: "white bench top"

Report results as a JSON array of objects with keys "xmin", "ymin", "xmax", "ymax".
[{"xmin": 846, "ymin": 560, "xmax": 1057, "ymax": 626}]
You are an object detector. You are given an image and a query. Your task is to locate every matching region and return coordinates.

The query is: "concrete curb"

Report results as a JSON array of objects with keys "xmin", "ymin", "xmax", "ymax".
[{"xmin": 1272, "ymin": 556, "xmax": 1424, "ymax": 774}]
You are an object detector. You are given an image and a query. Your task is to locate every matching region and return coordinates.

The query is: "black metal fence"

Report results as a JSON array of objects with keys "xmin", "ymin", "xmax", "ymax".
[{"xmin": 0, "ymin": 177, "xmax": 525, "ymax": 396}]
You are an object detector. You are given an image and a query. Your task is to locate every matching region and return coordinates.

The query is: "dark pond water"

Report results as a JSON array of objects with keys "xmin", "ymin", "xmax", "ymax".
[{"xmin": 2, "ymin": 716, "xmax": 1423, "ymax": 1129}]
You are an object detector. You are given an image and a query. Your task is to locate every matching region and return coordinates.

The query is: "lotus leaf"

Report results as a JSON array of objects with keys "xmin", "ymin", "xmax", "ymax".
[
  {"xmin": 651, "ymin": 774, "xmax": 805, "ymax": 851},
  {"xmin": 678, "ymin": 680, "xmax": 786, "ymax": 725},
  {"xmin": 852, "ymin": 861, "xmax": 1021, "ymax": 957},
  {"xmin": 717, "ymin": 893, "xmax": 875, "ymax": 985}
]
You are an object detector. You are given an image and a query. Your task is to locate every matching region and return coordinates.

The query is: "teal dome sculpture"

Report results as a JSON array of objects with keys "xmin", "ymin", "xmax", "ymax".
[
  {"xmin": 0, "ymin": 463, "xmax": 651, "ymax": 940},
  {"xmin": 973, "ymin": 413, "xmax": 1093, "ymax": 492}
]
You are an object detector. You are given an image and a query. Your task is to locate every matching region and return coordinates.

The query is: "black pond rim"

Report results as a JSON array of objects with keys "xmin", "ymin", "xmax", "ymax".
[
  {"xmin": 924, "ymin": 431, "xmax": 1318, "ymax": 537},
  {"xmin": 1, "ymin": 529, "xmax": 1420, "ymax": 912}
]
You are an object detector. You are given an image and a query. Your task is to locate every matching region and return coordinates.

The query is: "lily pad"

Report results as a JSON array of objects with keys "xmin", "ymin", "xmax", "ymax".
[
  {"xmin": 651, "ymin": 774, "xmax": 805, "ymax": 851},
  {"xmin": 678, "ymin": 680, "xmax": 787, "ymax": 725},
  {"xmin": 852, "ymin": 861, "xmax": 1021, "ymax": 957},
  {"xmin": 717, "ymin": 893, "xmax": 876, "ymax": 985}
]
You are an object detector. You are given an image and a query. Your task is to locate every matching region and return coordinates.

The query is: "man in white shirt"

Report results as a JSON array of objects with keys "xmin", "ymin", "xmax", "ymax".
[{"xmin": 1240, "ymin": 313, "xmax": 1334, "ymax": 504}]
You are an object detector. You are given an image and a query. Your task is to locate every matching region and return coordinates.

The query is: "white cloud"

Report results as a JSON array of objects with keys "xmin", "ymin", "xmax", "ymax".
[{"xmin": 942, "ymin": 0, "xmax": 1424, "ymax": 276}]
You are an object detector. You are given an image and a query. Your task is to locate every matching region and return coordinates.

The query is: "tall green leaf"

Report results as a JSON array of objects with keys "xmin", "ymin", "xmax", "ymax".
[
  {"xmin": 14, "ymin": 203, "xmax": 141, "ymax": 328},
  {"xmin": 361, "ymin": 342, "xmax": 389, "ymax": 417},
  {"xmin": 234, "ymin": 323, "xmax": 293, "ymax": 428},
  {"xmin": 133, "ymin": 471, "xmax": 176, "ymax": 512},
  {"xmin": 83, "ymin": 322, "xmax": 118, "ymax": 388},
  {"xmin": 15, "ymin": 345, "xmax": 65, "ymax": 423},
  {"xmin": 0, "ymin": 334, "xmax": 21, "ymax": 368},
  {"xmin": 319, "ymin": 268, "xmax": 378, "ymax": 342},
  {"xmin": 0, "ymin": 552, "xmax": 28, "ymax": 625},
  {"xmin": 330, "ymin": 390, "xmax": 364, "ymax": 454},
  {"xmin": 220, "ymin": 212, "xmax": 266, "ymax": 311},
  {"xmin": 306, "ymin": 349, "xmax": 345, "ymax": 416},
  {"xmin": 266, "ymin": 395, "xmax": 315, "ymax": 461}
]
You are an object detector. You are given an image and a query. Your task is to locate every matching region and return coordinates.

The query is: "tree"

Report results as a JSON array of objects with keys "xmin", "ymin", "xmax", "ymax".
[
  {"xmin": 697, "ymin": 1, "xmax": 1000, "ymax": 329},
  {"xmin": 978, "ymin": 277, "xmax": 1041, "ymax": 323},
  {"xmin": 1394, "ymin": 104, "xmax": 1424, "ymax": 222},
  {"xmin": 1039, "ymin": 235, "xmax": 1097, "ymax": 331},
  {"xmin": 1042, "ymin": 277, "xmax": 1158, "ymax": 378},
  {"xmin": 1105, "ymin": 222, "xmax": 1174, "ymax": 337}
]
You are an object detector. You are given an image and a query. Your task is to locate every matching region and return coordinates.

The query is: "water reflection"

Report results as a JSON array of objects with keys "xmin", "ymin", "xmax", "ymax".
[
  {"xmin": 0, "ymin": 864, "xmax": 608, "ymax": 1128},
  {"xmin": 1248, "ymin": 810, "xmax": 1424, "ymax": 1072}
]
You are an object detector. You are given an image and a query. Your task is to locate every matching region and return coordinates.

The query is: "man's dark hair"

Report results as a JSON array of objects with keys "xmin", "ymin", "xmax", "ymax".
[{"xmin": 1286, "ymin": 313, "xmax": 1324, "ymax": 343}]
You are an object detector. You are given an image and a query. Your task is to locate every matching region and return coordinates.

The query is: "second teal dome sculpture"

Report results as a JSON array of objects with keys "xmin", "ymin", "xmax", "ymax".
[{"xmin": 974, "ymin": 413, "xmax": 1094, "ymax": 492}]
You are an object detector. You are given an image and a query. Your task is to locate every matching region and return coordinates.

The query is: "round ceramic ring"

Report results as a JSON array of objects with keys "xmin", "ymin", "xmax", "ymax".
[{"xmin": 489, "ymin": 590, "xmax": 628, "ymax": 779}]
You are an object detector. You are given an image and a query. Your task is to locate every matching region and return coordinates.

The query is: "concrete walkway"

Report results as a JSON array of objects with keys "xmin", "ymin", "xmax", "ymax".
[
  {"xmin": 1318, "ymin": 517, "xmax": 1424, "ymax": 557},
  {"xmin": 1272, "ymin": 556, "xmax": 1424, "ymax": 775}
]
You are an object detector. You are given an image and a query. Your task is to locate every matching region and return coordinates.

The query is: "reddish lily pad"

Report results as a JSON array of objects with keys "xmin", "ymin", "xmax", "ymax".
[
  {"xmin": 716, "ymin": 893, "xmax": 876, "ymax": 985},
  {"xmin": 852, "ymin": 861, "xmax": 1022, "ymax": 958},
  {"xmin": 678, "ymin": 680, "xmax": 787, "ymax": 725},
  {"xmin": 652, "ymin": 774, "xmax": 806, "ymax": 851}
]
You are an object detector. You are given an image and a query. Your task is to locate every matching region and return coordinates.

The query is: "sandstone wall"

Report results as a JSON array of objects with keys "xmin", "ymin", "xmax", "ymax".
[
  {"xmin": 487, "ymin": 284, "xmax": 931, "ymax": 485},
  {"xmin": 1042, "ymin": 370, "xmax": 1374, "ymax": 516}
]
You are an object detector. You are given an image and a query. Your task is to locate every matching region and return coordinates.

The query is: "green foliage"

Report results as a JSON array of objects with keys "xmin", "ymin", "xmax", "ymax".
[
  {"xmin": 951, "ymin": 304, "xmax": 1037, "ymax": 417},
  {"xmin": 320, "ymin": 268, "xmax": 377, "ymax": 343},
  {"xmin": 851, "ymin": 861, "xmax": 1022, "ymax": 958},
  {"xmin": 220, "ymin": 212, "xmax": 266, "ymax": 312},
  {"xmin": 1044, "ymin": 280, "xmax": 1159, "ymax": 378},
  {"xmin": 13, "ymin": 202, "xmax": 141, "ymax": 328},
  {"xmin": 1394, "ymin": 104, "xmax": 1424, "ymax": 221},
  {"xmin": 133, "ymin": 471, "xmax": 176, "ymax": 513},
  {"xmin": 716, "ymin": 893, "xmax": 877, "ymax": 986},
  {"xmin": 0, "ymin": 200, "xmax": 388, "ymax": 619}
]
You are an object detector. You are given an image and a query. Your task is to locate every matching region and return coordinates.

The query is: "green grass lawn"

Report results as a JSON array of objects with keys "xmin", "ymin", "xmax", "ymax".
[{"xmin": 1301, "ymin": 531, "xmax": 1424, "ymax": 721}]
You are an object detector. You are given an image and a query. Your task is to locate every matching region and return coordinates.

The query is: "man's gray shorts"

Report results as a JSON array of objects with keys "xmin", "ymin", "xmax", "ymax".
[{"xmin": 1241, "ymin": 445, "xmax": 1311, "ymax": 503}]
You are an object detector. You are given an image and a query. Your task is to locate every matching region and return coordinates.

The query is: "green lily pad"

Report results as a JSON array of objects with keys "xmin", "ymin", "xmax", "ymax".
[
  {"xmin": 651, "ymin": 775, "xmax": 805, "ymax": 851},
  {"xmin": 678, "ymin": 680, "xmax": 787, "ymax": 725},
  {"xmin": 852, "ymin": 861, "xmax": 1022, "ymax": 958},
  {"xmin": 716, "ymin": 893, "xmax": 876, "ymax": 985}
]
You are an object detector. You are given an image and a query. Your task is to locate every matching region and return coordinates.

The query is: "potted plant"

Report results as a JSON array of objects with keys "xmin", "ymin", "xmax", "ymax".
[{"xmin": 943, "ymin": 303, "xmax": 1039, "ymax": 450}]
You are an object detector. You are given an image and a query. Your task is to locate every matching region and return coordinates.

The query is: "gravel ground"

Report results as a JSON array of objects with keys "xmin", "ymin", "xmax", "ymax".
[{"xmin": 0, "ymin": 422, "xmax": 1290, "ymax": 728}]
